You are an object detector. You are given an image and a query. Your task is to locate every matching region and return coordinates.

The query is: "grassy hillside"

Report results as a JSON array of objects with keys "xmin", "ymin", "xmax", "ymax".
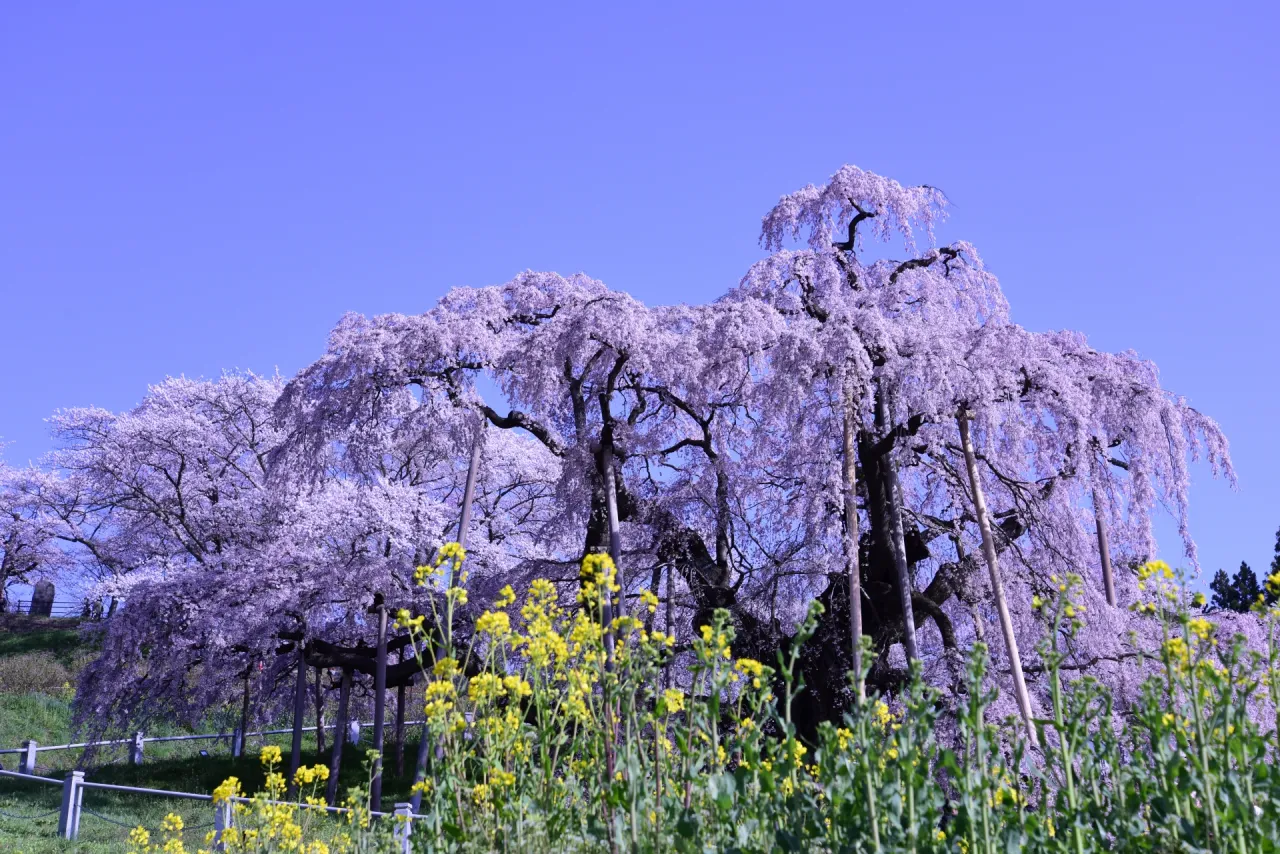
[{"xmin": 0, "ymin": 617, "xmax": 427, "ymax": 850}]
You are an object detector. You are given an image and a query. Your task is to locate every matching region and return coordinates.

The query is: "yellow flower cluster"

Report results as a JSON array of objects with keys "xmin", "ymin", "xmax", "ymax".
[
  {"xmin": 699, "ymin": 622, "xmax": 732, "ymax": 660},
  {"xmin": 734, "ymin": 657, "xmax": 768, "ymax": 689},
  {"xmin": 212, "ymin": 776, "xmax": 243, "ymax": 805},
  {"xmin": 424, "ymin": 678, "xmax": 458, "ymax": 723},
  {"xmin": 873, "ymin": 700, "xmax": 893, "ymax": 729},
  {"xmin": 437, "ymin": 541, "xmax": 467, "ymax": 565},
  {"xmin": 292, "ymin": 763, "xmax": 330, "ymax": 787},
  {"xmin": 394, "ymin": 608, "xmax": 425, "ymax": 632},
  {"xmin": 475, "ymin": 609, "xmax": 511, "ymax": 637},
  {"xmin": 495, "ymin": 584, "xmax": 516, "ymax": 607},
  {"xmin": 579, "ymin": 552, "xmax": 621, "ymax": 611},
  {"xmin": 661, "ymin": 687, "xmax": 686, "ymax": 714}
]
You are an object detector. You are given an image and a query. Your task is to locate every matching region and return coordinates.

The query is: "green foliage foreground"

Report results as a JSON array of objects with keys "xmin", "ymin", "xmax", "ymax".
[{"xmin": 126, "ymin": 554, "xmax": 1280, "ymax": 852}]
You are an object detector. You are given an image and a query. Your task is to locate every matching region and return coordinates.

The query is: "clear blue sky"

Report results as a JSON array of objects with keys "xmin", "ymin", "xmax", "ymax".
[{"xmin": 2, "ymin": 3, "xmax": 1276, "ymax": 586}]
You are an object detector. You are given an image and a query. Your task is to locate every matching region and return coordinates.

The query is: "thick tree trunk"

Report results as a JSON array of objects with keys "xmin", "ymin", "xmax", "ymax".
[
  {"xmin": 952, "ymin": 537, "xmax": 987, "ymax": 644},
  {"xmin": 958, "ymin": 412, "xmax": 1037, "ymax": 746},
  {"xmin": 326, "ymin": 669, "xmax": 352, "ymax": 806},
  {"xmin": 842, "ymin": 376, "xmax": 865, "ymax": 700},
  {"xmin": 1093, "ymin": 487, "xmax": 1116, "ymax": 607},
  {"xmin": 369, "ymin": 602, "xmax": 388, "ymax": 809}
]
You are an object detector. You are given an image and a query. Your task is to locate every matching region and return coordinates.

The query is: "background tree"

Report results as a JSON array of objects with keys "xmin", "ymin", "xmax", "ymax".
[
  {"xmin": 0, "ymin": 463, "xmax": 59, "ymax": 611},
  {"xmin": 1273, "ymin": 525, "xmax": 1280, "ymax": 579},
  {"xmin": 1209, "ymin": 560, "xmax": 1276, "ymax": 613}
]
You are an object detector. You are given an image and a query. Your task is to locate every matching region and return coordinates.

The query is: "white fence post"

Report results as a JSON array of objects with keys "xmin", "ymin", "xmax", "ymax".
[
  {"xmin": 348, "ymin": 720, "xmax": 362, "ymax": 746},
  {"xmin": 73, "ymin": 778, "xmax": 85, "ymax": 839},
  {"xmin": 19, "ymin": 740, "xmax": 37, "ymax": 775},
  {"xmin": 231, "ymin": 727, "xmax": 244, "ymax": 759},
  {"xmin": 131, "ymin": 731, "xmax": 145, "ymax": 765},
  {"xmin": 57, "ymin": 770, "xmax": 83, "ymax": 840},
  {"xmin": 393, "ymin": 802, "xmax": 413, "ymax": 853},
  {"xmin": 213, "ymin": 798, "xmax": 233, "ymax": 851}
]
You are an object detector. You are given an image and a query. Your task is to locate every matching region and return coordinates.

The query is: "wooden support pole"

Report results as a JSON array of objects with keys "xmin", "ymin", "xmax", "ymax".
[
  {"xmin": 234, "ymin": 670, "xmax": 252, "ymax": 758},
  {"xmin": 369, "ymin": 600, "xmax": 389, "ymax": 810},
  {"xmin": 288, "ymin": 648, "xmax": 307, "ymax": 789},
  {"xmin": 325, "ymin": 669, "xmax": 352, "ymax": 806},
  {"xmin": 394, "ymin": 681, "xmax": 406, "ymax": 778},
  {"xmin": 313, "ymin": 665, "xmax": 326, "ymax": 756}
]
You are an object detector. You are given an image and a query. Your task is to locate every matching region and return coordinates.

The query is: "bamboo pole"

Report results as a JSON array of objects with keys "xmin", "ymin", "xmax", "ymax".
[
  {"xmin": 957, "ymin": 411, "xmax": 1037, "ymax": 746},
  {"xmin": 601, "ymin": 442, "xmax": 623, "ymax": 621},
  {"xmin": 1093, "ymin": 486, "xmax": 1116, "ymax": 607},
  {"xmin": 842, "ymin": 374, "xmax": 865, "ymax": 700},
  {"xmin": 410, "ymin": 429, "xmax": 483, "ymax": 813}
]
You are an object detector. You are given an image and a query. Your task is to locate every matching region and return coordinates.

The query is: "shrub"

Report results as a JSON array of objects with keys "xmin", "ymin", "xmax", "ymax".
[{"xmin": 0, "ymin": 651, "xmax": 72, "ymax": 695}]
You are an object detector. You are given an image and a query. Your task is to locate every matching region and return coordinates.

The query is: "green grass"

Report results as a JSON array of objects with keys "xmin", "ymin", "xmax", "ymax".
[
  {"xmin": 0, "ymin": 618, "xmax": 87, "ymax": 670},
  {"xmin": 0, "ymin": 614, "xmax": 413, "ymax": 849},
  {"xmin": 1, "ymin": 735, "xmax": 434, "ymax": 852}
]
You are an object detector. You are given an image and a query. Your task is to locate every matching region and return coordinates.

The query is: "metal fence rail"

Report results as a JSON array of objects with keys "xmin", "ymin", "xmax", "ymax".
[
  {"xmin": 3, "ymin": 718, "xmax": 428, "ymax": 772},
  {"xmin": 4, "ymin": 599, "xmax": 91, "ymax": 618}
]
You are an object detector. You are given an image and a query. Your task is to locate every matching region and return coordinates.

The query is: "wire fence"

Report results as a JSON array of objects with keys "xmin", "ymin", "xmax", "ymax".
[
  {"xmin": 0, "ymin": 805, "xmax": 60, "ymax": 820},
  {"xmin": 0, "ymin": 717, "xmax": 426, "ymax": 771}
]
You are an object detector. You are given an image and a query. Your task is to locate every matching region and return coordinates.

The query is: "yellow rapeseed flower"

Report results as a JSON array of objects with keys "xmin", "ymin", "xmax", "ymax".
[{"xmin": 661, "ymin": 688, "xmax": 686, "ymax": 714}]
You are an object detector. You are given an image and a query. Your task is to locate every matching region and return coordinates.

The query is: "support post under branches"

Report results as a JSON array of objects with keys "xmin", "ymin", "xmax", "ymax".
[
  {"xmin": 842, "ymin": 373, "xmax": 865, "ymax": 700},
  {"xmin": 288, "ymin": 648, "xmax": 307, "ymax": 791},
  {"xmin": 369, "ymin": 599, "xmax": 388, "ymax": 810},
  {"xmin": 1093, "ymin": 486, "xmax": 1117, "ymax": 607},
  {"xmin": 958, "ymin": 411, "xmax": 1038, "ymax": 747},
  {"xmin": 410, "ymin": 428, "xmax": 483, "ymax": 814}
]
